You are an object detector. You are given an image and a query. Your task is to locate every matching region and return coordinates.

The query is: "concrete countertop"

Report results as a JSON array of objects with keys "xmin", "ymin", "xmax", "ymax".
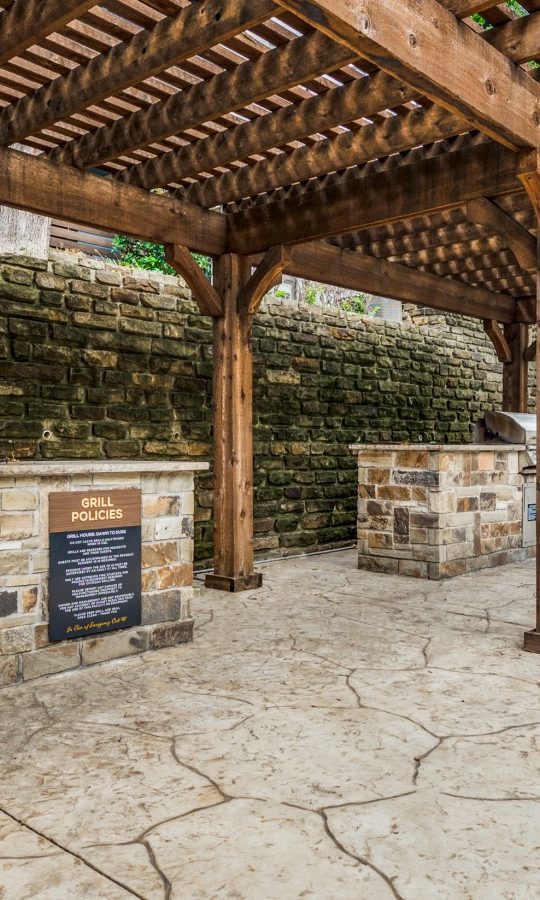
[
  {"xmin": 349, "ymin": 443, "xmax": 526, "ymax": 453},
  {"xmin": 0, "ymin": 460, "xmax": 209, "ymax": 477}
]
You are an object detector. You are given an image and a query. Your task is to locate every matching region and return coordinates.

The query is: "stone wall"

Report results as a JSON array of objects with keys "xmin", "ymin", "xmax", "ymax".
[{"xmin": 0, "ymin": 250, "xmax": 528, "ymax": 565}]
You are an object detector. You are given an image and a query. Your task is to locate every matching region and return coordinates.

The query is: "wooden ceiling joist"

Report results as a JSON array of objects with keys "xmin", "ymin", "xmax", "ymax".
[
  {"xmin": 484, "ymin": 10, "xmax": 540, "ymax": 64},
  {"xmin": 186, "ymin": 104, "xmax": 466, "ymax": 208},
  {"xmin": 124, "ymin": 69, "xmax": 418, "ymax": 191},
  {"xmin": 441, "ymin": 1, "xmax": 503, "ymax": 17},
  {"xmin": 0, "ymin": 0, "xmax": 277, "ymax": 147},
  {"xmin": 276, "ymin": 0, "xmax": 540, "ymax": 149},
  {"xmin": 227, "ymin": 140, "xmax": 522, "ymax": 255},
  {"xmin": 53, "ymin": 30, "xmax": 356, "ymax": 170},
  {"xmin": 0, "ymin": 0, "xmax": 98, "ymax": 66},
  {"xmin": 0, "ymin": 145, "xmax": 226, "ymax": 256}
]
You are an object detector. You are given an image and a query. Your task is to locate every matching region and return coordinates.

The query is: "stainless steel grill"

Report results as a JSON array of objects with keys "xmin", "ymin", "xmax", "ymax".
[{"xmin": 484, "ymin": 411, "xmax": 536, "ymax": 547}]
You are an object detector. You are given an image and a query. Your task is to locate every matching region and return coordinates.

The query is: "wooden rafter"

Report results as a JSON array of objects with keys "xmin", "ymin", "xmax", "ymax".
[
  {"xmin": 440, "ymin": 1, "xmax": 503, "ymax": 17},
  {"xmin": 227, "ymin": 141, "xmax": 521, "ymax": 255},
  {"xmin": 186, "ymin": 104, "xmax": 466, "ymax": 208},
  {"xmin": 484, "ymin": 10, "xmax": 540, "ymax": 64},
  {"xmin": 53, "ymin": 31, "xmax": 356, "ymax": 170},
  {"xmin": 0, "ymin": 0, "xmax": 277, "ymax": 148},
  {"xmin": 276, "ymin": 0, "xmax": 540, "ymax": 149},
  {"xmin": 0, "ymin": 145, "xmax": 226, "ymax": 256},
  {"xmin": 285, "ymin": 242, "xmax": 516, "ymax": 323},
  {"xmin": 0, "ymin": 0, "xmax": 97, "ymax": 66},
  {"xmin": 126, "ymin": 70, "xmax": 417, "ymax": 191}
]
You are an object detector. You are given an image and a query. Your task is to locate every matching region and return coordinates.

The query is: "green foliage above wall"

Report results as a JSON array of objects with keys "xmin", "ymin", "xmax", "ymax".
[{"xmin": 113, "ymin": 235, "xmax": 212, "ymax": 278}]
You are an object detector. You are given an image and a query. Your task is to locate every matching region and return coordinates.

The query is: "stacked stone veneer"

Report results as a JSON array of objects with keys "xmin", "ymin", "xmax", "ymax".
[
  {"xmin": 0, "ymin": 250, "xmax": 533, "ymax": 564},
  {"xmin": 352, "ymin": 445, "xmax": 532, "ymax": 579},
  {"xmin": 0, "ymin": 461, "xmax": 206, "ymax": 686}
]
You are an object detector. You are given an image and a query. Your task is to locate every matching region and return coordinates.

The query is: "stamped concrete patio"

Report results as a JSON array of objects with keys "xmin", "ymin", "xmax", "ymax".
[{"xmin": 0, "ymin": 548, "xmax": 539, "ymax": 899}]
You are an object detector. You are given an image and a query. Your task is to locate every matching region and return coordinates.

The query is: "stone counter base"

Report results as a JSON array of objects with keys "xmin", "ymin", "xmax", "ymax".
[
  {"xmin": 350, "ymin": 445, "xmax": 534, "ymax": 579},
  {"xmin": 0, "ymin": 460, "xmax": 207, "ymax": 686},
  {"xmin": 0, "ymin": 617, "xmax": 193, "ymax": 685}
]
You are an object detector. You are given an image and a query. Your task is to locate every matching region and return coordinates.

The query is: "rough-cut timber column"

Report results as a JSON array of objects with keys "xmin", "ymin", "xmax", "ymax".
[
  {"xmin": 205, "ymin": 255, "xmax": 263, "ymax": 592},
  {"xmin": 502, "ymin": 323, "xmax": 529, "ymax": 413},
  {"xmin": 518, "ymin": 151, "xmax": 540, "ymax": 653}
]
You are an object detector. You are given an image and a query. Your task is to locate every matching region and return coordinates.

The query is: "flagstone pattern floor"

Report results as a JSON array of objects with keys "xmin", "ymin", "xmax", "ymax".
[{"xmin": 0, "ymin": 549, "xmax": 539, "ymax": 899}]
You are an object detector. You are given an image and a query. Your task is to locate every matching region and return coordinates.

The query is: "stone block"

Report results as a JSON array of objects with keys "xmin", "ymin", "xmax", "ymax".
[
  {"xmin": 33, "ymin": 624, "xmax": 49, "ymax": 649},
  {"xmin": 142, "ymin": 541, "xmax": 178, "ymax": 568},
  {"xmin": 143, "ymin": 495, "xmax": 181, "ymax": 517},
  {"xmin": 376, "ymin": 485, "xmax": 411, "ymax": 502},
  {"xmin": 398, "ymin": 559, "xmax": 428, "ymax": 578},
  {"xmin": 21, "ymin": 586, "xmax": 37, "ymax": 612},
  {"xmin": 156, "ymin": 564, "xmax": 193, "ymax": 590},
  {"xmin": 456, "ymin": 496, "xmax": 479, "ymax": 513},
  {"xmin": 81, "ymin": 628, "xmax": 149, "ymax": 666},
  {"xmin": 22, "ymin": 643, "xmax": 80, "ymax": 681},
  {"xmin": 0, "ymin": 655, "xmax": 18, "ymax": 685},
  {"xmin": 1, "ymin": 490, "xmax": 37, "ymax": 511},
  {"xmin": 0, "ymin": 589, "xmax": 17, "ymax": 617},
  {"xmin": 358, "ymin": 554, "xmax": 399, "ymax": 575},
  {"xmin": 394, "ymin": 451, "xmax": 429, "ymax": 469},
  {"xmin": 154, "ymin": 516, "xmax": 184, "ymax": 540},
  {"xmin": 368, "ymin": 532, "xmax": 393, "ymax": 550},
  {"xmin": 149, "ymin": 620, "xmax": 193, "ymax": 650},
  {"xmin": 357, "ymin": 452, "xmax": 394, "ymax": 467},
  {"xmin": 394, "ymin": 469, "xmax": 439, "ymax": 487},
  {"xmin": 0, "ymin": 624, "xmax": 33, "ymax": 654},
  {"xmin": 0, "ymin": 514, "xmax": 34, "ymax": 540},
  {"xmin": 142, "ymin": 569, "xmax": 157, "ymax": 592},
  {"xmin": 141, "ymin": 590, "xmax": 182, "ymax": 626}
]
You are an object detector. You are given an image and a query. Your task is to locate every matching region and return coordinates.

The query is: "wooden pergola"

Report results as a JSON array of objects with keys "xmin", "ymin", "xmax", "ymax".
[{"xmin": 1, "ymin": 0, "xmax": 540, "ymax": 649}]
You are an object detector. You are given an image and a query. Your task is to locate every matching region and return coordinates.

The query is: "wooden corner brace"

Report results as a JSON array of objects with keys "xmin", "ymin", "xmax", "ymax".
[
  {"xmin": 517, "ymin": 150, "xmax": 540, "ymax": 215},
  {"xmin": 238, "ymin": 245, "xmax": 290, "ymax": 316},
  {"xmin": 483, "ymin": 319, "xmax": 512, "ymax": 363},
  {"xmin": 165, "ymin": 244, "xmax": 222, "ymax": 317}
]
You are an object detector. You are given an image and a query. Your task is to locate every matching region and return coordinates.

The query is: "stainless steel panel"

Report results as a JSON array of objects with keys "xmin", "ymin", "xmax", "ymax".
[{"xmin": 485, "ymin": 411, "xmax": 536, "ymax": 447}]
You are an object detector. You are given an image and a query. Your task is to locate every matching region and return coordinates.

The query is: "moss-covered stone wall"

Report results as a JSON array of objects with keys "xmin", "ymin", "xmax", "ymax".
[{"xmin": 0, "ymin": 251, "xmax": 523, "ymax": 564}]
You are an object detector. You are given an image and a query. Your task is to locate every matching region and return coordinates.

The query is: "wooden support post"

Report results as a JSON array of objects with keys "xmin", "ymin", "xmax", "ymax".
[
  {"xmin": 205, "ymin": 255, "xmax": 262, "ymax": 592},
  {"xmin": 167, "ymin": 248, "xmax": 287, "ymax": 591},
  {"xmin": 501, "ymin": 323, "xmax": 529, "ymax": 413},
  {"xmin": 518, "ymin": 152, "xmax": 540, "ymax": 652}
]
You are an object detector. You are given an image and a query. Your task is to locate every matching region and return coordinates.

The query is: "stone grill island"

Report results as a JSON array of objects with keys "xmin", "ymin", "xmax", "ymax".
[
  {"xmin": 350, "ymin": 444, "xmax": 534, "ymax": 579},
  {"xmin": 0, "ymin": 460, "xmax": 207, "ymax": 686}
]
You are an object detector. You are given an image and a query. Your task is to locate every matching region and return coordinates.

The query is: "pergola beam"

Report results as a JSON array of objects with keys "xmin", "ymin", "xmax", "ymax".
[
  {"xmin": 0, "ymin": 0, "xmax": 277, "ymax": 148},
  {"xmin": 466, "ymin": 197, "xmax": 537, "ymax": 272},
  {"xmin": 276, "ymin": 0, "xmax": 540, "ymax": 149},
  {"xmin": 285, "ymin": 242, "xmax": 516, "ymax": 323},
  {"xmin": 54, "ymin": 31, "xmax": 356, "ymax": 171},
  {"xmin": 0, "ymin": 145, "xmax": 226, "ymax": 256},
  {"xmin": 0, "ymin": 0, "xmax": 97, "ymax": 66},
  {"xmin": 227, "ymin": 141, "xmax": 522, "ymax": 255}
]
